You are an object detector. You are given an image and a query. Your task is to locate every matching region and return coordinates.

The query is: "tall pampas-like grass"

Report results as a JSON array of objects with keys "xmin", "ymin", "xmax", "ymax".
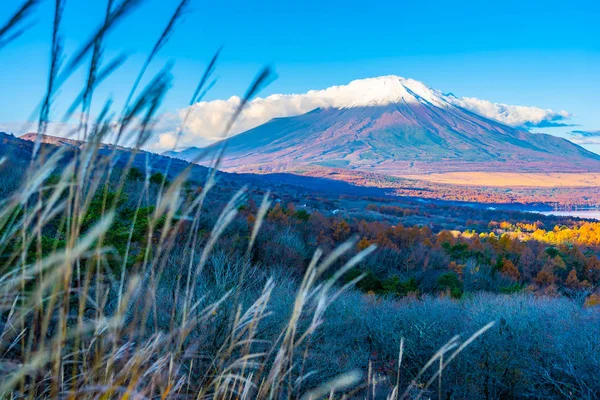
[{"xmin": 0, "ymin": 1, "xmax": 493, "ymax": 398}]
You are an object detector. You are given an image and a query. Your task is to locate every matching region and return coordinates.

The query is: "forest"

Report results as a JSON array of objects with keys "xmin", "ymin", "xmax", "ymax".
[
  {"xmin": 235, "ymin": 189, "xmax": 600, "ymax": 302},
  {"xmin": 2, "ymin": 154, "xmax": 600, "ymax": 398}
]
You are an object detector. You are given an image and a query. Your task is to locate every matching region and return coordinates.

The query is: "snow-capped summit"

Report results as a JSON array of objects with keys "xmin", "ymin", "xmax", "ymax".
[{"xmin": 314, "ymin": 76, "xmax": 448, "ymax": 108}]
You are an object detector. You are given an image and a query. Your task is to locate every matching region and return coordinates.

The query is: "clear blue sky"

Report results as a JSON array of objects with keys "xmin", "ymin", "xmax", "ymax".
[{"xmin": 1, "ymin": 0, "xmax": 599, "ymax": 148}]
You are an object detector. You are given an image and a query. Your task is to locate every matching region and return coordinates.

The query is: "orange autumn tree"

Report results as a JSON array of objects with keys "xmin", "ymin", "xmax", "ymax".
[
  {"xmin": 500, "ymin": 259, "xmax": 521, "ymax": 281},
  {"xmin": 357, "ymin": 237, "xmax": 372, "ymax": 251},
  {"xmin": 565, "ymin": 269, "xmax": 587, "ymax": 290},
  {"xmin": 535, "ymin": 269, "xmax": 556, "ymax": 287},
  {"xmin": 332, "ymin": 220, "xmax": 351, "ymax": 242}
]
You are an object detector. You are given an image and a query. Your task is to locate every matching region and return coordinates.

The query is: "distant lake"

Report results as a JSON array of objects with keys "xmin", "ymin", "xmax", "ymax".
[{"xmin": 536, "ymin": 210, "xmax": 600, "ymax": 220}]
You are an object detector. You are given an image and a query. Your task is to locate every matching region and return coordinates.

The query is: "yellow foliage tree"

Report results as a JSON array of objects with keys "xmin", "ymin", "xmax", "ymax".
[
  {"xmin": 357, "ymin": 237, "xmax": 371, "ymax": 251},
  {"xmin": 584, "ymin": 293, "xmax": 600, "ymax": 308}
]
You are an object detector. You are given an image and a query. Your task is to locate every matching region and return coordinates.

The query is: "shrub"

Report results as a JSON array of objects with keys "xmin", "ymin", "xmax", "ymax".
[
  {"xmin": 437, "ymin": 272, "xmax": 463, "ymax": 298},
  {"xmin": 344, "ymin": 267, "xmax": 384, "ymax": 293},
  {"xmin": 126, "ymin": 166, "xmax": 145, "ymax": 181},
  {"xmin": 295, "ymin": 209, "xmax": 310, "ymax": 221},
  {"xmin": 382, "ymin": 275, "xmax": 419, "ymax": 296}
]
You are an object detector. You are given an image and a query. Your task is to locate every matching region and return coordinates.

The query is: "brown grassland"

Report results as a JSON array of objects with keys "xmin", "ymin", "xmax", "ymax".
[{"xmin": 403, "ymin": 172, "xmax": 600, "ymax": 188}]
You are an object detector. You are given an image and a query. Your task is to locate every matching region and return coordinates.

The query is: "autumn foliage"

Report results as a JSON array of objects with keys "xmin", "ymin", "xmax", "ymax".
[{"xmin": 234, "ymin": 200, "xmax": 600, "ymax": 300}]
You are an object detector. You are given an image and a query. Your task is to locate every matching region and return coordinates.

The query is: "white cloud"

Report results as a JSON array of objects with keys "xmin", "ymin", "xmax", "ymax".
[
  {"xmin": 566, "ymin": 130, "xmax": 600, "ymax": 145},
  {"xmin": 447, "ymin": 97, "xmax": 571, "ymax": 128}
]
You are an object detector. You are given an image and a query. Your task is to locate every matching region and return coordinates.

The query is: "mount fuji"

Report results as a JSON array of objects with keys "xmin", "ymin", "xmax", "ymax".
[{"xmin": 166, "ymin": 76, "xmax": 600, "ymax": 175}]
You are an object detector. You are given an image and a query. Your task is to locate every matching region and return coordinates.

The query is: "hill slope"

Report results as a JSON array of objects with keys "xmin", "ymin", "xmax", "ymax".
[
  {"xmin": 14, "ymin": 132, "xmax": 207, "ymax": 181},
  {"xmin": 1, "ymin": 132, "xmax": 391, "ymax": 198}
]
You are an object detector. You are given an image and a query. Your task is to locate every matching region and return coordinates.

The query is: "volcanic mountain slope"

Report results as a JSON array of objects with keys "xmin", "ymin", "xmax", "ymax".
[{"xmin": 170, "ymin": 76, "xmax": 600, "ymax": 174}]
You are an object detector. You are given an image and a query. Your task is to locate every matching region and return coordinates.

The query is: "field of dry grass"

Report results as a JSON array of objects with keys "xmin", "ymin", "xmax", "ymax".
[{"xmin": 403, "ymin": 172, "xmax": 600, "ymax": 187}]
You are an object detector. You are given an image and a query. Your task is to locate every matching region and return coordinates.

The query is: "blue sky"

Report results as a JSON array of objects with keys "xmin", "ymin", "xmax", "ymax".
[{"xmin": 1, "ymin": 0, "xmax": 599, "ymax": 151}]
